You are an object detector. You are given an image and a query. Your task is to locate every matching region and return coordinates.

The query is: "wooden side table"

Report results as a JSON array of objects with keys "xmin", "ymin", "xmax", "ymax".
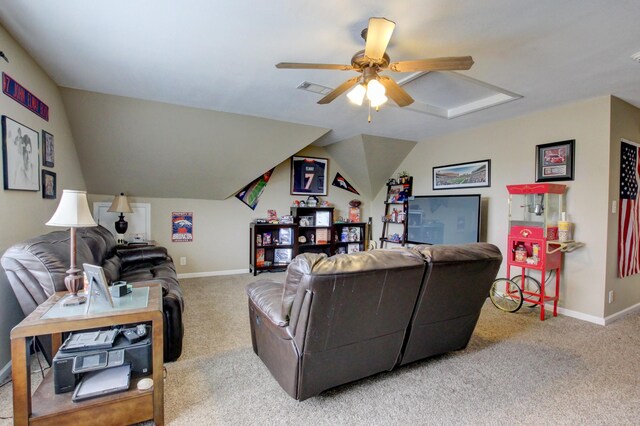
[{"xmin": 10, "ymin": 282, "xmax": 164, "ymax": 425}]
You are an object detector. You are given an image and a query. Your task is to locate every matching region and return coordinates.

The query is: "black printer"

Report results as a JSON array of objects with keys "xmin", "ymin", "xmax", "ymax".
[{"xmin": 52, "ymin": 327, "xmax": 152, "ymax": 394}]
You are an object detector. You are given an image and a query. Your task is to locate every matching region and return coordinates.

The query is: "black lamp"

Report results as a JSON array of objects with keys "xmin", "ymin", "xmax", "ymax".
[{"xmin": 107, "ymin": 193, "xmax": 133, "ymax": 244}]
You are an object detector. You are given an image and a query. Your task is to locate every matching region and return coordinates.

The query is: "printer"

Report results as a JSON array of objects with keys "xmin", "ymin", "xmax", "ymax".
[{"xmin": 53, "ymin": 327, "xmax": 152, "ymax": 394}]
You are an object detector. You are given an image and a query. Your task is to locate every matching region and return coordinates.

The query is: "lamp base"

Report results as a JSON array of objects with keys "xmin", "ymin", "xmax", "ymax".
[
  {"xmin": 62, "ymin": 293, "xmax": 87, "ymax": 306},
  {"xmin": 116, "ymin": 233, "xmax": 126, "ymax": 245}
]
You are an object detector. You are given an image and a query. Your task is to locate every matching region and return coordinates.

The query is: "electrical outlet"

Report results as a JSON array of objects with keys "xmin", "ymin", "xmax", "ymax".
[
  {"xmin": 612, "ymin": 200, "xmax": 617, "ymax": 214},
  {"xmin": 179, "ymin": 257, "xmax": 187, "ymax": 266},
  {"xmin": 608, "ymin": 290, "xmax": 614, "ymax": 304}
]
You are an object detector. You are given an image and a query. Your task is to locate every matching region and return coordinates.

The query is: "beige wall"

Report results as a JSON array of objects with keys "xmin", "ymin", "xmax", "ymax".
[
  {"xmin": 89, "ymin": 145, "xmax": 371, "ymax": 275},
  {"xmin": 0, "ymin": 25, "xmax": 86, "ymax": 371},
  {"xmin": 372, "ymin": 96, "xmax": 612, "ymax": 320},
  {"xmin": 605, "ymin": 97, "xmax": 640, "ymax": 317}
]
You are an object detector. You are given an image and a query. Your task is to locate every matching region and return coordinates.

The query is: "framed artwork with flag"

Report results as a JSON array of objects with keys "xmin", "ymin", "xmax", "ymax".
[{"xmin": 618, "ymin": 139, "xmax": 640, "ymax": 277}]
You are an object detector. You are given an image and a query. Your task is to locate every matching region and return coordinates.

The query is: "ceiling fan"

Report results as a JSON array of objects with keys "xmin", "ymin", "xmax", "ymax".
[{"xmin": 276, "ymin": 17, "xmax": 474, "ymax": 109}]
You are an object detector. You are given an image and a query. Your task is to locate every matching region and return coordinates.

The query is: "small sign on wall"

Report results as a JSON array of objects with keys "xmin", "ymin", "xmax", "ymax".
[{"xmin": 172, "ymin": 212, "xmax": 193, "ymax": 242}]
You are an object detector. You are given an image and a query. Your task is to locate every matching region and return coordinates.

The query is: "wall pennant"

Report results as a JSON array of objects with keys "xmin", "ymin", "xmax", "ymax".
[
  {"xmin": 2, "ymin": 73, "xmax": 49, "ymax": 121},
  {"xmin": 332, "ymin": 172, "xmax": 360, "ymax": 195},
  {"xmin": 236, "ymin": 168, "xmax": 274, "ymax": 210}
]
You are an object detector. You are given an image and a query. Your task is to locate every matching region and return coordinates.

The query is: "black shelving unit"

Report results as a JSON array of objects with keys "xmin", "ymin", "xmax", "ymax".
[
  {"xmin": 249, "ymin": 222, "xmax": 298, "ymax": 276},
  {"xmin": 291, "ymin": 206, "xmax": 335, "ymax": 256},
  {"xmin": 332, "ymin": 222, "xmax": 368, "ymax": 255}
]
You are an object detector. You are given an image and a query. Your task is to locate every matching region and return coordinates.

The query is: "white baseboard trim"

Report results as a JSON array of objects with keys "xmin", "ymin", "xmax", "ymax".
[
  {"xmin": 544, "ymin": 304, "xmax": 606, "ymax": 325},
  {"xmin": 0, "ymin": 361, "xmax": 11, "ymax": 384},
  {"xmin": 603, "ymin": 301, "xmax": 640, "ymax": 325},
  {"xmin": 177, "ymin": 269, "xmax": 250, "ymax": 279},
  {"xmin": 543, "ymin": 302, "xmax": 640, "ymax": 326}
]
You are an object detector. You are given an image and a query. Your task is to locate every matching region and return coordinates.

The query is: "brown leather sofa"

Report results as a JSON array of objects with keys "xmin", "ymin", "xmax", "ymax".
[
  {"xmin": 246, "ymin": 243, "xmax": 501, "ymax": 400},
  {"xmin": 1, "ymin": 225, "xmax": 184, "ymax": 362}
]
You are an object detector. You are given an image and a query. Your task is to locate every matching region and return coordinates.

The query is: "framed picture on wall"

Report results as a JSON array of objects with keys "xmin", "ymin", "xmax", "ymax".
[
  {"xmin": 535, "ymin": 140, "xmax": 575, "ymax": 182},
  {"xmin": 42, "ymin": 170, "xmax": 56, "ymax": 199},
  {"xmin": 42, "ymin": 130, "xmax": 54, "ymax": 167},
  {"xmin": 172, "ymin": 212, "xmax": 193, "ymax": 242},
  {"xmin": 290, "ymin": 156, "xmax": 328, "ymax": 195},
  {"xmin": 2, "ymin": 115, "xmax": 40, "ymax": 191},
  {"xmin": 432, "ymin": 159, "xmax": 491, "ymax": 190}
]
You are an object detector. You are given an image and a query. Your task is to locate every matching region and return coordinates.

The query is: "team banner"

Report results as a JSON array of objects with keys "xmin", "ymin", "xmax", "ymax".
[
  {"xmin": 2, "ymin": 73, "xmax": 49, "ymax": 121},
  {"xmin": 236, "ymin": 168, "xmax": 274, "ymax": 210}
]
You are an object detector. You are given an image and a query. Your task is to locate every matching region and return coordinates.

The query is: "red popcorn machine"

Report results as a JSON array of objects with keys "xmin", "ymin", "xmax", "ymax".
[{"xmin": 493, "ymin": 183, "xmax": 568, "ymax": 320}]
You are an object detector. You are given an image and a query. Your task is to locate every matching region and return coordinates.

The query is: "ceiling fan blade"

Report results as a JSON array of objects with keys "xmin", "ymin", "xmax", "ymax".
[
  {"xmin": 318, "ymin": 77, "xmax": 361, "ymax": 104},
  {"xmin": 364, "ymin": 17, "xmax": 396, "ymax": 61},
  {"xmin": 388, "ymin": 56, "xmax": 474, "ymax": 72},
  {"xmin": 378, "ymin": 76, "xmax": 414, "ymax": 107},
  {"xmin": 276, "ymin": 62, "xmax": 354, "ymax": 71}
]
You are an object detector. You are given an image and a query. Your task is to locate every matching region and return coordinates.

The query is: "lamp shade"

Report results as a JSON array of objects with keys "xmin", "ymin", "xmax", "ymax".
[
  {"xmin": 347, "ymin": 83, "xmax": 366, "ymax": 106},
  {"xmin": 46, "ymin": 190, "xmax": 97, "ymax": 228},
  {"xmin": 107, "ymin": 193, "xmax": 133, "ymax": 214}
]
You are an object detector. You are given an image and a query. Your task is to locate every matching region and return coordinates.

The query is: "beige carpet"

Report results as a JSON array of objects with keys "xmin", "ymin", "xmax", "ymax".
[{"xmin": 2, "ymin": 272, "xmax": 639, "ymax": 425}]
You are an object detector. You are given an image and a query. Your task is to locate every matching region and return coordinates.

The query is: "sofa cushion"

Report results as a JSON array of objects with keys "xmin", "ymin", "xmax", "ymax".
[
  {"xmin": 247, "ymin": 280, "xmax": 288, "ymax": 326},
  {"xmin": 281, "ymin": 253, "xmax": 324, "ymax": 320}
]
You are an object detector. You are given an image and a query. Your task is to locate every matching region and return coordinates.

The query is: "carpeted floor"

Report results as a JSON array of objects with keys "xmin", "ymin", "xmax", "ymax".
[{"xmin": 2, "ymin": 272, "xmax": 639, "ymax": 425}]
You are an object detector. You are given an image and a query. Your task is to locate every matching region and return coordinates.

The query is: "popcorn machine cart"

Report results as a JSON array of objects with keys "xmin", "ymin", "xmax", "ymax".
[{"xmin": 504, "ymin": 183, "xmax": 567, "ymax": 321}]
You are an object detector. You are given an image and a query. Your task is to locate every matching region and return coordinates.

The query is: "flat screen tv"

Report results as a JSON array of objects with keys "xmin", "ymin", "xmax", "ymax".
[{"xmin": 407, "ymin": 194, "xmax": 481, "ymax": 245}]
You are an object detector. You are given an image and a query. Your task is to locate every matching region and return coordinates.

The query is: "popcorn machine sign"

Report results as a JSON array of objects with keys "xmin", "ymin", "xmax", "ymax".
[{"xmin": 172, "ymin": 212, "xmax": 193, "ymax": 242}]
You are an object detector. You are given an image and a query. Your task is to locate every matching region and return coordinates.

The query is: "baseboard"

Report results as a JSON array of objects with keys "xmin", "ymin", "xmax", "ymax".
[
  {"xmin": 177, "ymin": 269, "xmax": 250, "ymax": 279},
  {"xmin": 0, "ymin": 360, "xmax": 11, "ymax": 385},
  {"xmin": 544, "ymin": 304, "xmax": 606, "ymax": 325},
  {"xmin": 603, "ymin": 301, "xmax": 640, "ymax": 325},
  {"xmin": 542, "ymin": 302, "xmax": 640, "ymax": 326}
]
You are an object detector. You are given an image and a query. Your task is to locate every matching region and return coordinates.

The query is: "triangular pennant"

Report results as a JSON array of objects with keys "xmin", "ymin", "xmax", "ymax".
[{"xmin": 332, "ymin": 172, "xmax": 360, "ymax": 195}]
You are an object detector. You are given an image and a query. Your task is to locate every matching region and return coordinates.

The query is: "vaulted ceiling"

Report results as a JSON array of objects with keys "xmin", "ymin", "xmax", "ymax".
[{"xmin": 1, "ymin": 1, "xmax": 639, "ymax": 198}]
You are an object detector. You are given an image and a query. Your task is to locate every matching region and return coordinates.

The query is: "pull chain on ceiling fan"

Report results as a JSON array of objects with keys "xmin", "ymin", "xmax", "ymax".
[{"xmin": 276, "ymin": 17, "xmax": 474, "ymax": 121}]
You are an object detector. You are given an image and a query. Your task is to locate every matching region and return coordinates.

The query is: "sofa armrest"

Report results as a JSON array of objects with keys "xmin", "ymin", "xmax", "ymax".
[
  {"xmin": 117, "ymin": 246, "xmax": 170, "ymax": 267},
  {"xmin": 246, "ymin": 280, "xmax": 288, "ymax": 327}
]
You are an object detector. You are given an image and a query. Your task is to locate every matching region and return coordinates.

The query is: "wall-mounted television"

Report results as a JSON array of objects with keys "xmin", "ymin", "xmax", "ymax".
[{"xmin": 407, "ymin": 194, "xmax": 481, "ymax": 245}]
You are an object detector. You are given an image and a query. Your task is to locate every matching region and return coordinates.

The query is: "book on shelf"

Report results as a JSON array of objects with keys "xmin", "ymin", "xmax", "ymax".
[
  {"xmin": 263, "ymin": 233, "xmax": 272, "ymax": 245},
  {"xmin": 279, "ymin": 228, "xmax": 292, "ymax": 245},
  {"xmin": 256, "ymin": 248, "xmax": 265, "ymax": 267},
  {"xmin": 347, "ymin": 243, "xmax": 360, "ymax": 254},
  {"xmin": 348, "ymin": 227, "xmax": 360, "ymax": 242},
  {"xmin": 316, "ymin": 228, "xmax": 330, "ymax": 244},
  {"xmin": 256, "ymin": 234, "xmax": 262, "ymax": 246},
  {"xmin": 274, "ymin": 248, "xmax": 292, "ymax": 264},
  {"xmin": 315, "ymin": 210, "xmax": 331, "ymax": 227}
]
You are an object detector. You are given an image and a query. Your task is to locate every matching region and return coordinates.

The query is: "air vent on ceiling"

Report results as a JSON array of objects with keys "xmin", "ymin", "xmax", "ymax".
[
  {"xmin": 632, "ymin": 51, "xmax": 640, "ymax": 63},
  {"xmin": 297, "ymin": 81, "xmax": 333, "ymax": 95}
]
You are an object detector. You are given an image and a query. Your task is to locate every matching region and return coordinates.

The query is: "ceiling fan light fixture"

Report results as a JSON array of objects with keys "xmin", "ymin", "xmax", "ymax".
[
  {"xmin": 370, "ymin": 94, "xmax": 388, "ymax": 108},
  {"xmin": 347, "ymin": 83, "xmax": 367, "ymax": 105},
  {"xmin": 366, "ymin": 79, "xmax": 387, "ymax": 106}
]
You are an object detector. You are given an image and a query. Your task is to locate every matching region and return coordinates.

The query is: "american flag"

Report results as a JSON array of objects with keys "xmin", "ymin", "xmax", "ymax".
[{"xmin": 619, "ymin": 141, "xmax": 640, "ymax": 277}]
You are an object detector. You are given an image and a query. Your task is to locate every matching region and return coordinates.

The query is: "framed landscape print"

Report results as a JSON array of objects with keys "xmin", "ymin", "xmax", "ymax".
[
  {"xmin": 42, "ymin": 130, "xmax": 54, "ymax": 167},
  {"xmin": 2, "ymin": 115, "xmax": 40, "ymax": 191},
  {"xmin": 536, "ymin": 140, "xmax": 575, "ymax": 182},
  {"xmin": 290, "ymin": 156, "xmax": 328, "ymax": 195},
  {"xmin": 433, "ymin": 159, "xmax": 491, "ymax": 190},
  {"xmin": 42, "ymin": 170, "xmax": 56, "ymax": 199}
]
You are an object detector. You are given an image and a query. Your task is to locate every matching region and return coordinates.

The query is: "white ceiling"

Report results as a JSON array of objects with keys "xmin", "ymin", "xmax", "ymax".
[{"xmin": 1, "ymin": 0, "xmax": 640, "ymax": 146}]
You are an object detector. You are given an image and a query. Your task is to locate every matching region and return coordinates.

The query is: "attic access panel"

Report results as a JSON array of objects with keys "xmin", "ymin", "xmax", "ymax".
[{"xmin": 394, "ymin": 71, "xmax": 522, "ymax": 119}]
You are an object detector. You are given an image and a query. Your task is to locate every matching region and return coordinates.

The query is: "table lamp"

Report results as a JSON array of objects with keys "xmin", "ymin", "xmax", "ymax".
[
  {"xmin": 46, "ymin": 189, "xmax": 97, "ymax": 305},
  {"xmin": 107, "ymin": 192, "xmax": 133, "ymax": 244}
]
